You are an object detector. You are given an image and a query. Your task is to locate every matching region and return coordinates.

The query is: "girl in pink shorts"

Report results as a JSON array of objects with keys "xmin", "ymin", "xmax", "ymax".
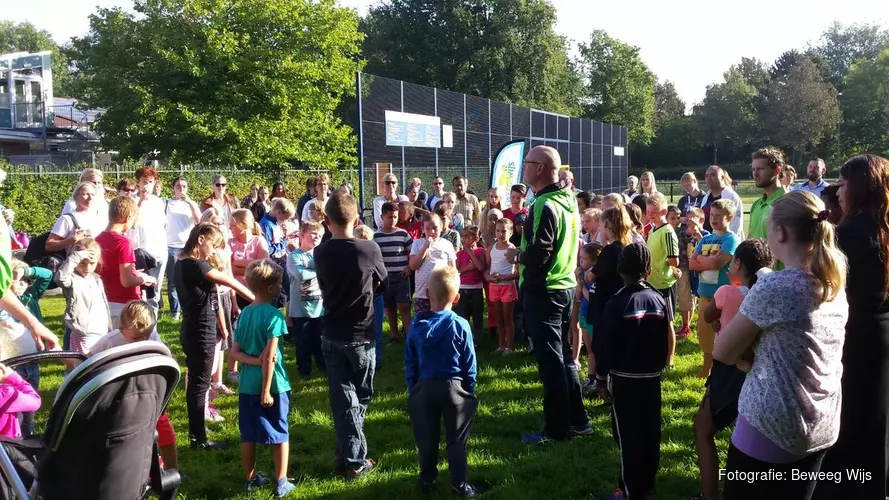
[{"xmin": 486, "ymin": 218, "xmax": 519, "ymax": 354}]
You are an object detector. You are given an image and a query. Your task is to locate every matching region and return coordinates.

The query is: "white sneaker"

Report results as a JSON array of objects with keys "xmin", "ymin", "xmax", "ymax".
[{"xmin": 205, "ymin": 407, "xmax": 225, "ymax": 423}]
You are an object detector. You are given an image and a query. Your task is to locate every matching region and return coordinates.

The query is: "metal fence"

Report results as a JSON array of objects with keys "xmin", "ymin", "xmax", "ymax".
[{"xmin": 355, "ymin": 73, "xmax": 629, "ymax": 210}]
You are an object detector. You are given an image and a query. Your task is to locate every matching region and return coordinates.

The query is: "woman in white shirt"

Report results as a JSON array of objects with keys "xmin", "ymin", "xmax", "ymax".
[
  {"xmin": 47, "ymin": 182, "xmax": 101, "ymax": 253},
  {"xmin": 301, "ymin": 173, "xmax": 331, "ymax": 222},
  {"xmin": 62, "ymin": 168, "xmax": 109, "ymax": 232},
  {"xmin": 164, "ymin": 176, "xmax": 201, "ymax": 321}
]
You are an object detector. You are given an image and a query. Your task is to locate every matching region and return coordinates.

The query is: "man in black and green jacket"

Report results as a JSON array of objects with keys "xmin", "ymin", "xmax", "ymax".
[{"xmin": 506, "ymin": 146, "xmax": 590, "ymax": 444}]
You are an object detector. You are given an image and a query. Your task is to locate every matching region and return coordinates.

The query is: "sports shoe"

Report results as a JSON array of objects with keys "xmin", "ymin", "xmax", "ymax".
[
  {"xmin": 521, "ymin": 431, "xmax": 554, "ymax": 444},
  {"xmin": 345, "ymin": 459, "xmax": 377, "ymax": 481},
  {"xmin": 190, "ymin": 439, "xmax": 229, "ymax": 450},
  {"xmin": 205, "ymin": 406, "xmax": 225, "ymax": 423},
  {"xmin": 275, "ymin": 478, "xmax": 297, "ymax": 498},
  {"xmin": 212, "ymin": 383, "xmax": 235, "ymax": 395},
  {"xmin": 246, "ymin": 471, "xmax": 270, "ymax": 492},
  {"xmin": 569, "ymin": 423, "xmax": 594, "ymax": 437},
  {"xmin": 226, "ymin": 371, "xmax": 240, "ymax": 385},
  {"xmin": 502, "ymin": 348, "xmax": 513, "ymax": 356},
  {"xmin": 208, "ymin": 388, "xmax": 219, "ymax": 401},
  {"xmin": 581, "ymin": 377, "xmax": 598, "ymax": 396},
  {"xmin": 608, "ymin": 489, "xmax": 627, "ymax": 500},
  {"xmin": 171, "ymin": 313, "xmax": 181, "ymax": 322},
  {"xmin": 677, "ymin": 325, "xmax": 691, "ymax": 340},
  {"xmin": 452, "ymin": 482, "xmax": 484, "ymax": 497}
]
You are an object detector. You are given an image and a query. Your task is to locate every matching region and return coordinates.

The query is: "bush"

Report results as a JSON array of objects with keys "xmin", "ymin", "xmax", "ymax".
[{"xmin": 0, "ymin": 160, "xmax": 359, "ymax": 235}]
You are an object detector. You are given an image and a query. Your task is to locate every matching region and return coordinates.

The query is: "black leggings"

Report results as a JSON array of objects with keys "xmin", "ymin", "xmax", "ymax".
[
  {"xmin": 455, "ymin": 288, "xmax": 485, "ymax": 336},
  {"xmin": 723, "ymin": 442, "xmax": 827, "ymax": 500},
  {"xmin": 183, "ymin": 340, "xmax": 215, "ymax": 443}
]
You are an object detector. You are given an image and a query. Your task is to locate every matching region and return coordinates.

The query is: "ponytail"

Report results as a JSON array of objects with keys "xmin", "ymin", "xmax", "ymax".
[
  {"xmin": 810, "ymin": 219, "xmax": 847, "ymax": 303},
  {"xmin": 252, "ymin": 222, "xmax": 262, "ymax": 236}
]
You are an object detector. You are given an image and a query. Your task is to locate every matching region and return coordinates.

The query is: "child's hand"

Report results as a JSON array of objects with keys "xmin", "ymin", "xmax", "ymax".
[
  {"xmin": 710, "ymin": 319, "xmax": 721, "ymax": 333},
  {"xmin": 596, "ymin": 383, "xmax": 613, "ymax": 403},
  {"xmin": 584, "ymin": 269, "xmax": 594, "ymax": 284},
  {"xmin": 671, "ymin": 267, "xmax": 683, "ymax": 280},
  {"xmin": 261, "ymin": 391, "xmax": 274, "ymax": 407},
  {"xmin": 401, "ymin": 268, "xmax": 412, "ymax": 278}
]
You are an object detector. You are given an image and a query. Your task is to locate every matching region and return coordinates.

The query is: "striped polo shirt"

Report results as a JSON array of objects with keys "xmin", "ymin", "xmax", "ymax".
[{"xmin": 373, "ymin": 228, "xmax": 413, "ymax": 273}]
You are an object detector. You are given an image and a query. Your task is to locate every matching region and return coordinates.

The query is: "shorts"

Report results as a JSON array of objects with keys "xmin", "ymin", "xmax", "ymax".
[
  {"xmin": 657, "ymin": 283, "xmax": 677, "ymax": 323},
  {"xmin": 677, "ymin": 270, "xmax": 696, "ymax": 313},
  {"xmin": 705, "ymin": 361, "xmax": 746, "ymax": 430},
  {"xmin": 238, "ymin": 391, "xmax": 291, "ymax": 444},
  {"xmin": 383, "ymin": 273, "xmax": 411, "ymax": 307},
  {"xmin": 414, "ymin": 298, "xmax": 431, "ymax": 314},
  {"xmin": 156, "ymin": 412, "xmax": 176, "ymax": 447},
  {"xmin": 697, "ymin": 297, "xmax": 715, "ymax": 354},
  {"xmin": 489, "ymin": 283, "xmax": 518, "ymax": 303},
  {"xmin": 578, "ymin": 314, "xmax": 593, "ymax": 336}
]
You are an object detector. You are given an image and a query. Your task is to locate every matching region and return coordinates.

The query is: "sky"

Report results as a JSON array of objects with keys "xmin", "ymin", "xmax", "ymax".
[{"xmin": 4, "ymin": 0, "xmax": 889, "ymax": 108}]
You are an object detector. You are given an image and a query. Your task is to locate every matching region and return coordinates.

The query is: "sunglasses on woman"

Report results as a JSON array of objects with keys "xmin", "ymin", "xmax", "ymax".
[{"xmin": 215, "ymin": 183, "xmax": 227, "ymax": 187}]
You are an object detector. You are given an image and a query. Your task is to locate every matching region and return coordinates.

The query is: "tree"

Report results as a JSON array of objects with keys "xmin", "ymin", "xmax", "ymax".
[
  {"xmin": 67, "ymin": 0, "xmax": 363, "ymax": 167},
  {"xmin": 578, "ymin": 30, "xmax": 656, "ymax": 145},
  {"xmin": 361, "ymin": 0, "xmax": 583, "ymax": 115},
  {"xmin": 813, "ymin": 21, "xmax": 889, "ymax": 90},
  {"xmin": 761, "ymin": 57, "xmax": 840, "ymax": 158},
  {"xmin": 654, "ymin": 81, "xmax": 685, "ymax": 129},
  {"xmin": 0, "ymin": 21, "xmax": 73, "ymax": 96},
  {"xmin": 691, "ymin": 68, "xmax": 757, "ymax": 163},
  {"xmin": 840, "ymin": 48, "xmax": 889, "ymax": 156}
]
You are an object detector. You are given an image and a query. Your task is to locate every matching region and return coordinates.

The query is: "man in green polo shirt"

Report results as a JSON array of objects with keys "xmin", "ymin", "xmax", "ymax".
[{"xmin": 748, "ymin": 147, "xmax": 787, "ymax": 240}]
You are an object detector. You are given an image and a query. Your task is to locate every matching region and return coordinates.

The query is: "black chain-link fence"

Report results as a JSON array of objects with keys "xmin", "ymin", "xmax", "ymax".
[{"xmin": 355, "ymin": 73, "xmax": 628, "ymax": 213}]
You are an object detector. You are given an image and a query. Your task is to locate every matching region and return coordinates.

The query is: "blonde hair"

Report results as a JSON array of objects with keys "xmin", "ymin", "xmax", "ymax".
[
  {"xmin": 355, "ymin": 225, "xmax": 375, "ymax": 241},
  {"xmin": 72, "ymin": 238, "xmax": 103, "ymax": 265},
  {"xmin": 119, "ymin": 300, "xmax": 157, "ymax": 337},
  {"xmin": 427, "ymin": 266, "xmax": 460, "ymax": 304},
  {"xmin": 582, "ymin": 207, "xmax": 601, "ymax": 220},
  {"xmin": 603, "ymin": 193, "xmax": 624, "ymax": 208},
  {"xmin": 180, "ymin": 223, "xmax": 224, "ymax": 260},
  {"xmin": 272, "ymin": 198, "xmax": 295, "ymax": 218},
  {"xmin": 79, "ymin": 168, "xmax": 104, "ymax": 183},
  {"xmin": 686, "ymin": 207, "xmax": 705, "ymax": 221},
  {"xmin": 200, "ymin": 206, "xmax": 223, "ymax": 223},
  {"xmin": 10, "ymin": 259, "xmax": 27, "ymax": 278},
  {"xmin": 231, "ymin": 209, "xmax": 261, "ymax": 236},
  {"xmin": 710, "ymin": 199, "xmax": 737, "ymax": 221},
  {"xmin": 647, "ymin": 192, "xmax": 668, "ymax": 211},
  {"xmin": 109, "ymin": 195, "xmax": 138, "ymax": 223},
  {"xmin": 245, "ymin": 258, "xmax": 283, "ymax": 292},
  {"xmin": 300, "ymin": 220, "xmax": 323, "ymax": 234},
  {"xmin": 601, "ymin": 206, "xmax": 633, "ymax": 246},
  {"xmin": 442, "ymin": 192, "xmax": 457, "ymax": 203},
  {"xmin": 640, "ymin": 171, "xmax": 658, "ymax": 194},
  {"xmin": 680, "ymin": 172, "xmax": 697, "ymax": 184},
  {"xmin": 771, "ymin": 191, "xmax": 847, "ymax": 303}
]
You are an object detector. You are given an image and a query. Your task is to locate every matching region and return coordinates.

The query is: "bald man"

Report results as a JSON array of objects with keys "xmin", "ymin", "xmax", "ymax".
[{"xmin": 505, "ymin": 146, "xmax": 590, "ymax": 443}]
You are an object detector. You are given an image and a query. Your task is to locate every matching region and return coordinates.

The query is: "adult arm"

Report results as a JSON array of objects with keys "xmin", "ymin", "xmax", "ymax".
[
  {"xmin": 729, "ymin": 191, "xmax": 745, "ymax": 239},
  {"xmin": 45, "ymin": 215, "xmax": 82, "ymax": 252},
  {"xmin": 373, "ymin": 197, "xmax": 384, "ymax": 229},
  {"xmin": 206, "ymin": 268, "xmax": 255, "ymax": 302},
  {"xmin": 0, "ymin": 293, "xmax": 58, "ymax": 350}
]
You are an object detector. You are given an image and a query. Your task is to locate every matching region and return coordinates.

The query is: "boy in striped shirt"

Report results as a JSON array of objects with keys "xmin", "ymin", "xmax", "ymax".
[{"xmin": 373, "ymin": 202, "xmax": 414, "ymax": 345}]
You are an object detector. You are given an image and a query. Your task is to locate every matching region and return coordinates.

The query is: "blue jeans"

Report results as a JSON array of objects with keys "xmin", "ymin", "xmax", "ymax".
[
  {"xmin": 14, "ymin": 362, "xmax": 39, "ymax": 437},
  {"xmin": 166, "ymin": 246, "xmax": 182, "ymax": 316},
  {"xmin": 290, "ymin": 317, "xmax": 326, "ymax": 377},
  {"xmin": 374, "ymin": 294, "xmax": 384, "ymax": 368},
  {"xmin": 523, "ymin": 287, "xmax": 588, "ymax": 439},
  {"xmin": 321, "ymin": 338, "xmax": 375, "ymax": 468}
]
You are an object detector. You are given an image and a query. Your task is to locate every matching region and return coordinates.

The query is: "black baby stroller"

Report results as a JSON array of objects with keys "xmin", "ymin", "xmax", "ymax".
[{"xmin": 0, "ymin": 342, "xmax": 182, "ymax": 499}]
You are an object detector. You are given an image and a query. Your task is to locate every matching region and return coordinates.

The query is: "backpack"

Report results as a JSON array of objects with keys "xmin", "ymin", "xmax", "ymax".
[{"xmin": 23, "ymin": 214, "xmax": 79, "ymax": 275}]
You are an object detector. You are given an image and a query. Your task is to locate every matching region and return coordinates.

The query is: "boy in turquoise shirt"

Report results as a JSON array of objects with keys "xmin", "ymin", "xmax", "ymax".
[{"xmin": 231, "ymin": 259, "xmax": 295, "ymax": 498}]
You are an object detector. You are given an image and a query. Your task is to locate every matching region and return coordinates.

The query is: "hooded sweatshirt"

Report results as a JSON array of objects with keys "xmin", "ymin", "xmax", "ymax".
[
  {"xmin": 405, "ymin": 309, "xmax": 477, "ymax": 393},
  {"xmin": 518, "ymin": 183, "xmax": 580, "ymax": 291}
]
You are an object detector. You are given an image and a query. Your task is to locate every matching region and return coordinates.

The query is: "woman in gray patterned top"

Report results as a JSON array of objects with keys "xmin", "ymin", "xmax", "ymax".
[{"xmin": 713, "ymin": 190, "xmax": 849, "ymax": 500}]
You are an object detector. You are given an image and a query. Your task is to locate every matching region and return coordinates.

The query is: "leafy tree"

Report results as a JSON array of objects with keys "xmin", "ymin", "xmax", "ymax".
[
  {"xmin": 813, "ymin": 21, "xmax": 889, "ymax": 90},
  {"xmin": 691, "ymin": 68, "xmax": 757, "ymax": 163},
  {"xmin": 840, "ymin": 48, "xmax": 889, "ymax": 156},
  {"xmin": 361, "ymin": 0, "xmax": 582, "ymax": 115},
  {"xmin": 578, "ymin": 30, "xmax": 656, "ymax": 145},
  {"xmin": 761, "ymin": 57, "xmax": 840, "ymax": 158},
  {"xmin": 67, "ymin": 0, "xmax": 363, "ymax": 168},
  {"xmin": 732, "ymin": 57, "xmax": 770, "ymax": 94},
  {"xmin": 0, "ymin": 21, "xmax": 73, "ymax": 96},
  {"xmin": 654, "ymin": 81, "xmax": 685, "ymax": 129}
]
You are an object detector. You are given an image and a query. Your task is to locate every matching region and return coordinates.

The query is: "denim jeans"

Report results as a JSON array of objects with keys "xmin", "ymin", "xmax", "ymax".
[
  {"xmin": 289, "ymin": 317, "xmax": 326, "ymax": 377},
  {"xmin": 322, "ymin": 337, "xmax": 376, "ymax": 468},
  {"xmin": 14, "ymin": 362, "xmax": 39, "ymax": 437},
  {"xmin": 374, "ymin": 294, "xmax": 384, "ymax": 368},
  {"xmin": 523, "ymin": 287, "xmax": 589, "ymax": 439},
  {"xmin": 166, "ymin": 246, "xmax": 183, "ymax": 316}
]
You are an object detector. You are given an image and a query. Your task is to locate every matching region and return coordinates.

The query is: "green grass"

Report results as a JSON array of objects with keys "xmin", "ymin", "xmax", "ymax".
[{"xmin": 32, "ymin": 295, "xmax": 727, "ymax": 500}]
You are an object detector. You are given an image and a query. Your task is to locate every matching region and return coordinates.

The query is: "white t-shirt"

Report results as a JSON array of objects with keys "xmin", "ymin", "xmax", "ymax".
[
  {"xmin": 63, "ymin": 197, "xmax": 109, "ymax": 234},
  {"xmin": 301, "ymin": 197, "xmax": 329, "ymax": 222},
  {"xmin": 373, "ymin": 195, "xmax": 409, "ymax": 228},
  {"xmin": 51, "ymin": 210, "xmax": 101, "ymax": 243},
  {"xmin": 88, "ymin": 329, "xmax": 163, "ymax": 355},
  {"xmin": 165, "ymin": 199, "xmax": 196, "ymax": 248},
  {"xmin": 409, "ymin": 237, "xmax": 456, "ymax": 299},
  {"xmin": 127, "ymin": 195, "xmax": 167, "ymax": 258},
  {"xmin": 0, "ymin": 314, "xmax": 37, "ymax": 358}
]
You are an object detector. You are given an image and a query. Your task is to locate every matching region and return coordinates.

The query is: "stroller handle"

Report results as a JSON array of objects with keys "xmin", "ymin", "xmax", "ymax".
[{"xmin": 1, "ymin": 351, "xmax": 88, "ymax": 369}]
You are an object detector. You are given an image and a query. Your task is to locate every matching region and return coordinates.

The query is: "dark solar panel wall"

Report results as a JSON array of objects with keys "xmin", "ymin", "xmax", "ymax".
[{"xmin": 356, "ymin": 73, "xmax": 628, "ymax": 211}]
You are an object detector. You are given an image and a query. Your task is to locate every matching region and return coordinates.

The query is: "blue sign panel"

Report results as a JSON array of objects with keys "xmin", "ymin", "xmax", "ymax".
[{"xmin": 385, "ymin": 110, "xmax": 441, "ymax": 148}]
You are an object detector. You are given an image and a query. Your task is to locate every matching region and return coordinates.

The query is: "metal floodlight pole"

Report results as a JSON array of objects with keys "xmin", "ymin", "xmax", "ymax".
[{"xmin": 356, "ymin": 72, "xmax": 366, "ymax": 213}]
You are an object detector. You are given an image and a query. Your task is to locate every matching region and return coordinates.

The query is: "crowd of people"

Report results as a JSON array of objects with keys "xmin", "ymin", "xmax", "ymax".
[{"xmin": 0, "ymin": 146, "xmax": 883, "ymax": 500}]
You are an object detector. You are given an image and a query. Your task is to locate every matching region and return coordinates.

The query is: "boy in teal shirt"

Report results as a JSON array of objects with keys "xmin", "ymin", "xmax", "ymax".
[
  {"xmin": 689, "ymin": 199, "xmax": 741, "ymax": 378},
  {"xmin": 231, "ymin": 259, "xmax": 295, "ymax": 498}
]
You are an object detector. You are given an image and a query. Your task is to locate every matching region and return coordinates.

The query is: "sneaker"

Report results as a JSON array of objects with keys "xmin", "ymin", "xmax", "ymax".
[
  {"xmin": 205, "ymin": 407, "xmax": 225, "ymax": 423},
  {"xmin": 569, "ymin": 423, "xmax": 594, "ymax": 437},
  {"xmin": 246, "ymin": 471, "xmax": 270, "ymax": 492},
  {"xmin": 581, "ymin": 377, "xmax": 597, "ymax": 396},
  {"xmin": 212, "ymin": 383, "xmax": 236, "ymax": 395},
  {"xmin": 171, "ymin": 313, "xmax": 181, "ymax": 322},
  {"xmin": 275, "ymin": 478, "xmax": 297, "ymax": 498},
  {"xmin": 452, "ymin": 482, "xmax": 483, "ymax": 497},
  {"xmin": 345, "ymin": 459, "xmax": 377, "ymax": 481},
  {"xmin": 190, "ymin": 439, "xmax": 229, "ymax": 450},
  {"xmin": 208, "ymin": 388, "xmax": 219, "ymax": 401},
  {"xmin": 677, "ymin": 325, "xmax": 691, "ymax": 340},
  {"xmin": 608, "ymin": 489, "xmax": 627, "ymax": 500},
  {"xmin": 521, "ymin": 431, "xmax": 554, "ymax": 444},
  {"xmin": 502, "ymin": 349, "xmax": 513, "ymax": 356},
  {"xmin": 226, "ymin": 371, "xmax": 240, "ymax": 385}
]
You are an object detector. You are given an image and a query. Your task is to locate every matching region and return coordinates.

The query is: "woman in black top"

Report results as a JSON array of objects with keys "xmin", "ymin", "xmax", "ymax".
[
  {"xmin": 175, "ymin": 223, "xmax": 255, "ymax": 450},
  {"xmin": 816, "ymin": 154, "xmax": 889, "ymax": 499},
  {"xmin": 587, "ymin": 206, "xmax": 635, "ymax": 354}
]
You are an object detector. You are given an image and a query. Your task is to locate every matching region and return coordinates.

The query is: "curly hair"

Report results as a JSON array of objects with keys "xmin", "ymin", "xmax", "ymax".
[{"xmin": 752, "ymin": 147, "xmax": 786, "ymax": 170}]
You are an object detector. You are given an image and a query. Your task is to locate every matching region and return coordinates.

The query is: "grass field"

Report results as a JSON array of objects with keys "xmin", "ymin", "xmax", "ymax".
[{"xmin": 29, "ymin": 293, "xmax": 728, "ymax": 500}]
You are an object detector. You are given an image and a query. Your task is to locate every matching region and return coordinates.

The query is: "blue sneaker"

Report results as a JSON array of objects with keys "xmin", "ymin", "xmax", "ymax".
[
  {"xmin": 569, "ymin": 424, "xmax": 594, "ymax": 437},
  {"xmin": 246, "ymin": 471, "xmax": 270, "ymax": 492},
  {"xmin": 275, "ymin": 478, "xmax": 297, "ymax": 498},
  {"xmin": 521, "ymin": 431, "xmax": 554, "ymax": 444}
]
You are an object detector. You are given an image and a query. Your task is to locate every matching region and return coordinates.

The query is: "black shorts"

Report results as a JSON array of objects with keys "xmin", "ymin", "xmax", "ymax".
[
  {"xmin": 657, "ymin": 284, "xmax": 677, "ymax": 323},
  {"xmin": 383, "ymin": 273, "xmax": 411, "ymax": 307},
  {"xmin": 704, "ymin": 360, "xmax": 746, "ymax": 430}
]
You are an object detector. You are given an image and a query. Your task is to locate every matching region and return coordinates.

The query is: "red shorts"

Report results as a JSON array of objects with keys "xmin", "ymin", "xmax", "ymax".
[
  {"xmin": 156, "ymin": 412, "xmax": 176, "ymax": 447},
  {"xmin": 489, "ymin": 283, "xmax": 518, "ymax": 303}
]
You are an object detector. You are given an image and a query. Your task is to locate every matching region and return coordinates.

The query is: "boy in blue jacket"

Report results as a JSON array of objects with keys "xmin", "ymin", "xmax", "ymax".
[{"xmin": 405, "ymin": 266, "xmax": 480, "ymax": 498}]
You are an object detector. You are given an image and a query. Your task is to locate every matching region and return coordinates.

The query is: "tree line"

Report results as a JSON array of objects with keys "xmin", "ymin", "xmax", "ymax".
[{"xmin": 2, "ymin": 0, "xmax": 888, "ymax": 173}]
